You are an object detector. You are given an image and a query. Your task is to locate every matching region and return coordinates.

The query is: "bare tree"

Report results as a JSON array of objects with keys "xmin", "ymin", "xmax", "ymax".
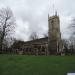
[
  {"xmin": 29, "ymin": 32, "xmax": 38, "ymax": 40},
  {"xmin": 68, "ymin": 18, "xmax": 75, "ymax": 54},
  {"xmin": 0, "ymin": 30, "xmax": 2, "ymax": 48},
  {"xmin": 69, "ymin": 18, "xmax": 75, "ymax": 35},
  {"xmin": 62, "ymin": 39, "xmax": 70, "ymax": 55},
  {"xmin": 0, "ymin": 7, "xmax": 16, "ymax": 53},
  {"xmin": 69, "ymin": 36, "xmax": 75, "ymax": 54}
]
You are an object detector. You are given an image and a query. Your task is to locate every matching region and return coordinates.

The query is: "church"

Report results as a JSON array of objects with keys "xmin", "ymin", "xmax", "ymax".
[{"xmin": 13, "ymin": 12, "xmax": 63, "ymax": 55}]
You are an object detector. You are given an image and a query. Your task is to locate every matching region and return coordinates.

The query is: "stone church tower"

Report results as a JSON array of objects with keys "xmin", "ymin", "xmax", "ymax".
[{"xmin": 48, "ymin": 12, "xmax": 62, "ymax": 54}]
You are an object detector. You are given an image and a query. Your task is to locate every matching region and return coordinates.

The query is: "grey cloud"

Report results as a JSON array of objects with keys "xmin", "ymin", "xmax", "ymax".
[{"xmin": 0, "ymin": 0, "xmax": 74, "ymax": 40}]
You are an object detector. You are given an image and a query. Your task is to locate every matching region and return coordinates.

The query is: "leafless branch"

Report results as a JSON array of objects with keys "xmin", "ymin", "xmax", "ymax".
[{"xmin": 0, "ymin": 7, "xmax": 16, "ymax": 51}]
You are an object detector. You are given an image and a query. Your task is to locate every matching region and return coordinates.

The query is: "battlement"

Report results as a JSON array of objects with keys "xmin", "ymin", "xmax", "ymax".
[{"xmin": 48, "ymin": 15, "xmax": 59, "ymax": 21}]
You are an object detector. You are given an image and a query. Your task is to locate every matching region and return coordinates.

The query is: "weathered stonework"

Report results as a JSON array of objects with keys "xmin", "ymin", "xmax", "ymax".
[
  {"xmin": 10, "ymin": 13, "xmax": 63, "ymax": 55},
  {"xmin": 48, "ymin": 14, "xmax": 63, "ymax": 54}
]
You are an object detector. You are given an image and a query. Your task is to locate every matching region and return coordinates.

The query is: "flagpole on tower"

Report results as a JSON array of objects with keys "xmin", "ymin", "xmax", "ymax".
[
  {"xmin": 49, "ymin": 0, "xmax": 57, "ymax": 16},
  {"xmin": 53, "ymin": 0, "xmax": 55, "ymax": 15},
  {"xmin": 53, "ymin": 0, "xmax": 58, "ymax": 16}
]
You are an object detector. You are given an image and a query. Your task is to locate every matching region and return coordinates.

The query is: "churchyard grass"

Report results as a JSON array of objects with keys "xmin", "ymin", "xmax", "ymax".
[{"xmin": 0, "ymin": 55, "xmax": 75, "ymax": 75}]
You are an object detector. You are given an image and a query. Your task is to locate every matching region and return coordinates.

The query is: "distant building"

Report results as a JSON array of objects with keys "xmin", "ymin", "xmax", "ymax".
[{"xmin": 12, "ymin": 13, "xmax": 63, "ymax": 55}]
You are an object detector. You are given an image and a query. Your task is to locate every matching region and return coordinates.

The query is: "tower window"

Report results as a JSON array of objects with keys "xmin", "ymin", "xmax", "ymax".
[{"xmin": 51, "ymin": 20, "xmax": 54, "ymax": 30}]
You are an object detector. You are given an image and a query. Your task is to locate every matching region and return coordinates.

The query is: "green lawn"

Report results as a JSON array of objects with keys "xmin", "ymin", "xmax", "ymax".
[{"xmin": 0, "ymin": 55, "xmax": 75, "ymax": 75}]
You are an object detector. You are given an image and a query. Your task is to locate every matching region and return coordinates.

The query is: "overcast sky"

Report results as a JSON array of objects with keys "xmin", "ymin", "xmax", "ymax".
[{"xmin": 0, "ymin": 0, "xmax": 75, "ymax": 41}]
